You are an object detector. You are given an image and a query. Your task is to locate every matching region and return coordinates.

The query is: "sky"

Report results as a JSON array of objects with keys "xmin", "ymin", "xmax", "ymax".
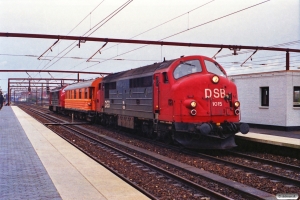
[{"xmin": 0, "ymin": 0, "xmax": 299, "ymax": 93}]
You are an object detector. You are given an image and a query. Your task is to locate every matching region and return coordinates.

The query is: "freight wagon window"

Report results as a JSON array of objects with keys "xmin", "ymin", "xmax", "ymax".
[
  {"xmin": 90, "ymin": 88, "xmax": 93, "ymax": 99},
  {"xmin": 85, "ymin": 88, "xmax": 88, "ymax": 99},
  {"xmin": 261, "ymin": 87, "xmax": 269, "ymax": 106},
  {"xmin": 173, "ymin": 60, "xmax": 202, "ymax": 79},
  {"xmin": 293, "ymin": 86, "xmax": 300, "ymax": 107},
  {"xmin": 79, "ymin": 89, "xmax": 82, "ymax": 99},
  {"xmin": 204, "ymin": 60, "xmax": 226, "ymax": 77},
  {"xmin": 74, "ymin": 90, "xmax": 76, "ymax": 99}
]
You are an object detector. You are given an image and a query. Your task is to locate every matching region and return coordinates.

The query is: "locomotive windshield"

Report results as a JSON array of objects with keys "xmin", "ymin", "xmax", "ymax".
[
  {"xmin": 173, "ymin": 60, "xmax": 202, "ymax": 79},
  {"xmin": 204, "ymin": 60, "xmax": 226, "ymax": 77}
]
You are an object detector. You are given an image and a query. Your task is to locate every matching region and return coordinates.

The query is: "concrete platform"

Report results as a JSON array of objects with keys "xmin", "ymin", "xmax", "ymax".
[
  {"xmin": 0, "ymin": 106, "xmax": 149, "ymax": 200},
  {"xmin": 236, "ymin": 129, "xmax": 300, "ymax": 149}
]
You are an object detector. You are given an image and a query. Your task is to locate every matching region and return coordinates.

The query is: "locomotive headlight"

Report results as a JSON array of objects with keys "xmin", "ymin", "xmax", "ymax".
[
  {"xmin": 212, "ymin": 75, "xmax": 219, "ymax": 84},
  {"xmin": 190, "ymin": 101, "xmax": 197, "ymax": 108},
  {"xmin": 234, "ymin": 101, "xmax": 240, "ymax": 108}
]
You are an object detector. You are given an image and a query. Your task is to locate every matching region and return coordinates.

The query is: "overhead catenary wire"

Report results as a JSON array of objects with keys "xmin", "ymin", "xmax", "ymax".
[
  {"xmin": 67, "ymin": 0, "xmax": 105, "ymax": 35},
  {"xmin": 61, "ymin": 0, "xmax": 215, "ymax": 71},
  {"xmin": 161, "ymin": 0, "xmax": 271, "ymax": 41},
  {"xmin": 81, "ymin": 0, "xmax": 271, "ymax": 71},
  {"xmin": 37, "ymin": 0, "xmax": 105, "ymax": 63},
  {"xmin": 41, "ymin": 0, "xmax": 133, "ymax": 71},
  {"xmin": 216, "ymin": 40, "xmax": 300, "ymax": 59},
  {"xmin": 87, "ymin": 0, "xmax": 133, "ymax": 37},
  {"xmin": 218, "ymin": 40, "xmax": 300, "ymax": 69},
  {"xmin": 96, "ymin": 0, "xmax": 216, "ymax": 55}
]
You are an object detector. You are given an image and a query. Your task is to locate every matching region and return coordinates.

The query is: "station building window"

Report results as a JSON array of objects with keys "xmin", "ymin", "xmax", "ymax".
[
  {"xmin": 293, "ymin": 86, "xmax": 300, "ymax": 107},
  {"xmin": 261, "ymin": 87, "xmax": 269, "ymax": 106}
]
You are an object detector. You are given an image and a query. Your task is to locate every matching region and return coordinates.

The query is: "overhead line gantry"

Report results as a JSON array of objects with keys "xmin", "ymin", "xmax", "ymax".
[{"xmin": 1, "ymin": 32, "xmax": 300, "ymax": 71}]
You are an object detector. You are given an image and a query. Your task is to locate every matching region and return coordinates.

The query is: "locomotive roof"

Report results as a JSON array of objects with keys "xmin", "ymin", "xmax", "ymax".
[
  {"xmin": 50, "ymin": 85, "xmax": 67, "ymax": 93},
  {"xmin": 64, "ymin": 79, "xmax": 98, "ymax": 91},
  {"xmin": 103, "ymin": 59, "xmax": 175, "ymax": 82}
]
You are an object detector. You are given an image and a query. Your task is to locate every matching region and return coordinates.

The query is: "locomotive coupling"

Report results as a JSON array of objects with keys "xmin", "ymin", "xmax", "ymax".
[{"xmin": 196, "ymin": 123, "xmax": 212, "ymax": 136}]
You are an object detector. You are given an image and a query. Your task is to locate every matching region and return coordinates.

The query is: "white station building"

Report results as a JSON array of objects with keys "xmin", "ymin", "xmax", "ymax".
[{"xmin": 229, "ymin": 70, "xmax": 300, "ymax": 131}]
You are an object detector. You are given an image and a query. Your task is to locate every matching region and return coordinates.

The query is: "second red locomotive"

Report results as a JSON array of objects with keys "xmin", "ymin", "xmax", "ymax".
[{"xmin": 49, "ymin": 55, "xmax": 249, "ymax": 149}]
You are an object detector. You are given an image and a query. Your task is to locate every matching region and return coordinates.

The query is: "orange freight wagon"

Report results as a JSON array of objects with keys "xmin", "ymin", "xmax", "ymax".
[{"xmin": 64, "ymin": 78, "xmax": 103, "ymax": 120}]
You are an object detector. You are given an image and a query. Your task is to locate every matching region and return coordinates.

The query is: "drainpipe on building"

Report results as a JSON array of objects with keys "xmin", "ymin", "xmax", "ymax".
[{"xmin": 286, "ymin": 51, "xmax": 290, "ymax": 71}]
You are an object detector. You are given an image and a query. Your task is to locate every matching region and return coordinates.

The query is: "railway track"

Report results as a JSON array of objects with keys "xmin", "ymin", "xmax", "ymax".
[
  {"xmin": 18, "ymin": 105, "xmax": 238, "ymax": 199},
  {"xmin": 18, "ymin": 104, "xmax": 300, "ymax": 199},
  {"xmin": 188, "ymin": 150, "xmax": 300, "ymax": 188}
]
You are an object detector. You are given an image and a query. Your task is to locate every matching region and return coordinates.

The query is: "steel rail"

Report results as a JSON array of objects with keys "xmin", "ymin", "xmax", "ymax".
[
  {"xmin": 19, "ymin": 105, "xmax": 215, "ymax": 199},
  {"xmin": 189, "ymin": 150, "xmax": 300, "ymax": 187},
  {"xmin": 226, "ymin": 150, "xmax": 300, "ymax": 172},
  {"xmin": 19, "ymin": 104, "xmax": 241, "ymax": 199},
  {"xmin": 62, "ymin": 125, "xmax": 232, "ymax": 200},
  {"xmin": 19, "ymin": 104, "xmax": 276, "ymax": 199}
]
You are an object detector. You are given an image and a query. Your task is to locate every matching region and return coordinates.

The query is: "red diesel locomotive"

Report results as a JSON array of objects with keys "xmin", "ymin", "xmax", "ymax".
[{"xmin": 49, "ymin": 55, "xmax": 249, "ymax": 149}]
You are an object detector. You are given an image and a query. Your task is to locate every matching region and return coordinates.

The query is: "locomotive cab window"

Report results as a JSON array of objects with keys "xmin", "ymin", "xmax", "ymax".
[
  {"xmin": 293, "ymin": 86, "xmax": 300, "ymax": 107},
  {"xmin": 204, "ymin": 60, "xmax": 226, "ymax": 77},
  {"xmin": 173, "ymin": 60, "xmax": 202, "ymax": 79},
  {"xmin": 162, "ymin": 72, "xmax": 169, "ymax": 83}
]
